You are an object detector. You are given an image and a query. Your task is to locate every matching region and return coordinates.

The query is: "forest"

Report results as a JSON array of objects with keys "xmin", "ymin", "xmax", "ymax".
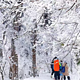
[{"xmin": 0, "ymin": 0, "xmax": 80, "ymax": 80}]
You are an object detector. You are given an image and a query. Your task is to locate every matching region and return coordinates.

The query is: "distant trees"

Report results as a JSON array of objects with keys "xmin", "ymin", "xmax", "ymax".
[
  {"xmin": 0, "ymin": 0, "xmax": 80, "ymax": 79},
  {"xmin": 0, "ymin": 48, "xmax": 4, "ymax": 80},
  {"xmin": 0, "ymin": 0, "xmax": 23, "ymax": 79}
]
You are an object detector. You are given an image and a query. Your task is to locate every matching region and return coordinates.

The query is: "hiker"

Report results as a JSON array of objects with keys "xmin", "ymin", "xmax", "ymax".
[
  {"xmin": 51, "ymin": 60, "xmax": 54, "ymax": 78},
  {"xmin": 54, "ymin": 57, "xmax": 60, "ymax": 80},
  {"xmin": 62, "ymin": 62, "xmax": 70, "ymax": 80},
  {"xmin": 59, "ymin": 60, "xmax": 63, "ymax": 80}
]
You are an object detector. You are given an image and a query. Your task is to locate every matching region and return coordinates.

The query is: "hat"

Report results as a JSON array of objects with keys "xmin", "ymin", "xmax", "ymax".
[
  {"xmin": 64, "ymin": 61, "xmax": 67, "ymax": 64},
  {"xmin": 54, "ymin": 57, "xmax": 57, "ymax": 59},
  {"xmin": 60, "ymin": 60, "xmax": 63, "ymax": 62}
]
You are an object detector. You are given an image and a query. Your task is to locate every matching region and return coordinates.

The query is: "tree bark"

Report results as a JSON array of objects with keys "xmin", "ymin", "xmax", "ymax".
[
  {"xmin": 32, "ymin": 22, "xmax": 37, "ymax": 77},
  {"xmin": 9, "ymin": 39, "xmax": 18, "ymax": 80},
  {"xmin": 71, "ymin": 58, "xmax": 73, "ymax": 73}
]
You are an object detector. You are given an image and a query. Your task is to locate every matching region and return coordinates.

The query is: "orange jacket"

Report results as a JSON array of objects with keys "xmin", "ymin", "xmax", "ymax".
[{"xmin": 54, "ymin": 60, "xmax": 60, "ymax": 71}]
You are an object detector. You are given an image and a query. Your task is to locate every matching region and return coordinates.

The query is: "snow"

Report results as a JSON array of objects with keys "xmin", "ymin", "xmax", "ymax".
[
  {"xmin": 22, "ymin": 73, "xmax": 54, "ymax": 80},
  {"xmin": 21, "ymin": 73, "xmax": 79, "ymax": 80},
  {"xmin": 0, "ymin": 0, "xmax": 80, "ymax": 80}
]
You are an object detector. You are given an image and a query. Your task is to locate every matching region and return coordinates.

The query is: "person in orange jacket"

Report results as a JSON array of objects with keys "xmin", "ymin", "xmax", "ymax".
[{"xmin": 54, "ymin": 57, "xmax": 60, "ymax": 80}]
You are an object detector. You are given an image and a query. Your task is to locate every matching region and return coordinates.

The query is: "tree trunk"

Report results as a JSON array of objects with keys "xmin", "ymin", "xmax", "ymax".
[
  {"xmin": 32, "ymin": 48, "xmax": 36, "ymax": 77},
  {"xmin": 1, "ymin": 71, "xmax": 4, "ymax": 80},
  {"xmin": 71, "ymin": 58, "xmax": 73, "ymax": 73},
  {"xmin": 9, "ymin": 39, "xmax": 18, "ymax": 80},
  {"xmin": 0, "ymin": 49, "xmax": 4, "ymax": 80},
  {"xmin": 32, "ymin": 22, "xmax": 37, "ymax": 77}
]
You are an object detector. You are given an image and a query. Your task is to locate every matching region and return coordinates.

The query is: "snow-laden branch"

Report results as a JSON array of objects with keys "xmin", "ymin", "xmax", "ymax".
[{"xmin": 62, "ymin": 30, "xmax": 80, "ymax": 60}]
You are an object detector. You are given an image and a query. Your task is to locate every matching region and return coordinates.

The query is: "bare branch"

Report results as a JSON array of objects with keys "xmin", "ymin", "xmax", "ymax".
[{"xmin": 66, "ymin": 0, "xmax": 77, "ymax": 12}]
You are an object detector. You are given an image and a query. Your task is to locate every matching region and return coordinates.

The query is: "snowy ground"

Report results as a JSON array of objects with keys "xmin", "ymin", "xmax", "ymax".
[
  {"xmin": 23, "ymin": 73, "xmax": 54, "ymax": 80},
  {"xmin": 20, "ymin": 73, "xmax": 79, "ymax": 80}
]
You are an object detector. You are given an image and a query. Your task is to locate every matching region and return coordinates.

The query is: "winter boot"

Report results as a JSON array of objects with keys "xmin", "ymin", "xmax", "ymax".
[{"xmin": 51, "ymin": 75, "xmax": 52, "ymax": 78}]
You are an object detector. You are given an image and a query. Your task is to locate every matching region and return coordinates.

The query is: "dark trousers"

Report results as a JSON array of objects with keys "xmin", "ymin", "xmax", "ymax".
[
  {"xmin": 54, "ymin": 71, "xmax": 60, "ymax": 80},
  {"xmin": 51, "ymin": 70, "xmax": 54, "ymax": 75},
  {"xmin": 64, "ymin": 75, "xmax": 70, "ymax": 80},
  {"xmin": 51, "ymin": 68, "xmax": 54, "ymax": 75}
]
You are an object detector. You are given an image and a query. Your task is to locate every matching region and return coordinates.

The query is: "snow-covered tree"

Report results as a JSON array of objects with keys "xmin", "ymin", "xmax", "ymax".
[{"xmin": 0, "ymin": 0, "xmax": 80, "ymax": 80}]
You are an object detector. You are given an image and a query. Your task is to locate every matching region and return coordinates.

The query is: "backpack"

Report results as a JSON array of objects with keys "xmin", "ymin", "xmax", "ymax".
[
  {"xmin": 59, "ymin": 63, "xmax": 62, "ymax": 71},
  {"xmin": 54, "ymin": 60, "xmax": 60, "ymax": 71},
  {"xmin": 62, "ymin": 66, "xmax": 65, "ymax": 73}
]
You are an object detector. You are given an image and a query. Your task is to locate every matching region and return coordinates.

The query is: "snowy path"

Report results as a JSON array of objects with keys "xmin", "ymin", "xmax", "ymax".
[
  {"xmin": 23, "ymin": 73, "xmax": 54, "ymax": 80},
  {"xmin": 22, "ymin": 73, "xmax": 79, "ymax": 80}
]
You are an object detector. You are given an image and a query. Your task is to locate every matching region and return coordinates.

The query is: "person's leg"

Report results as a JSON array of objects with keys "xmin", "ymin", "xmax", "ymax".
[
  {"xmin": 52, "ymin": 70, "xmax": 54, "ymax": 75},
  {"xmin": 61, "ymin": 76, "xmax": 63, "ymax": 80},
  {"xmin": 51, "ymin": 71, "xmax": 53, "ymax": 78},
  {"xmin": 54, "ymin": 72, "xmax": 57, "ymax": 80},
  {"xmin": 60, "ymin": 71, "xmax": 63, "ymax": 80},
  {"xmin": 51, "ymin": 71, "xmax": 53, "ymax": 75},
  {"xmin": 51, "ymin": 73, "xmax": 52, "ymax": 78},
  {"xmin": 57, "ymin": 71, "xmax": 60, "ymax": 80},
  {"xmin": 51, "ymin": 69, "xmax": 54, "ymax": 78},
  {"xmin": 67, "ymin": 76, "xmax": 70, "ymax": 80},
  {"xmin": 64, "ymin": 75, "xmax": 66, "ymax": 80},
  {"xmin": 54, "ymin": 71, "xmax": 55, "ymax": 80}
]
